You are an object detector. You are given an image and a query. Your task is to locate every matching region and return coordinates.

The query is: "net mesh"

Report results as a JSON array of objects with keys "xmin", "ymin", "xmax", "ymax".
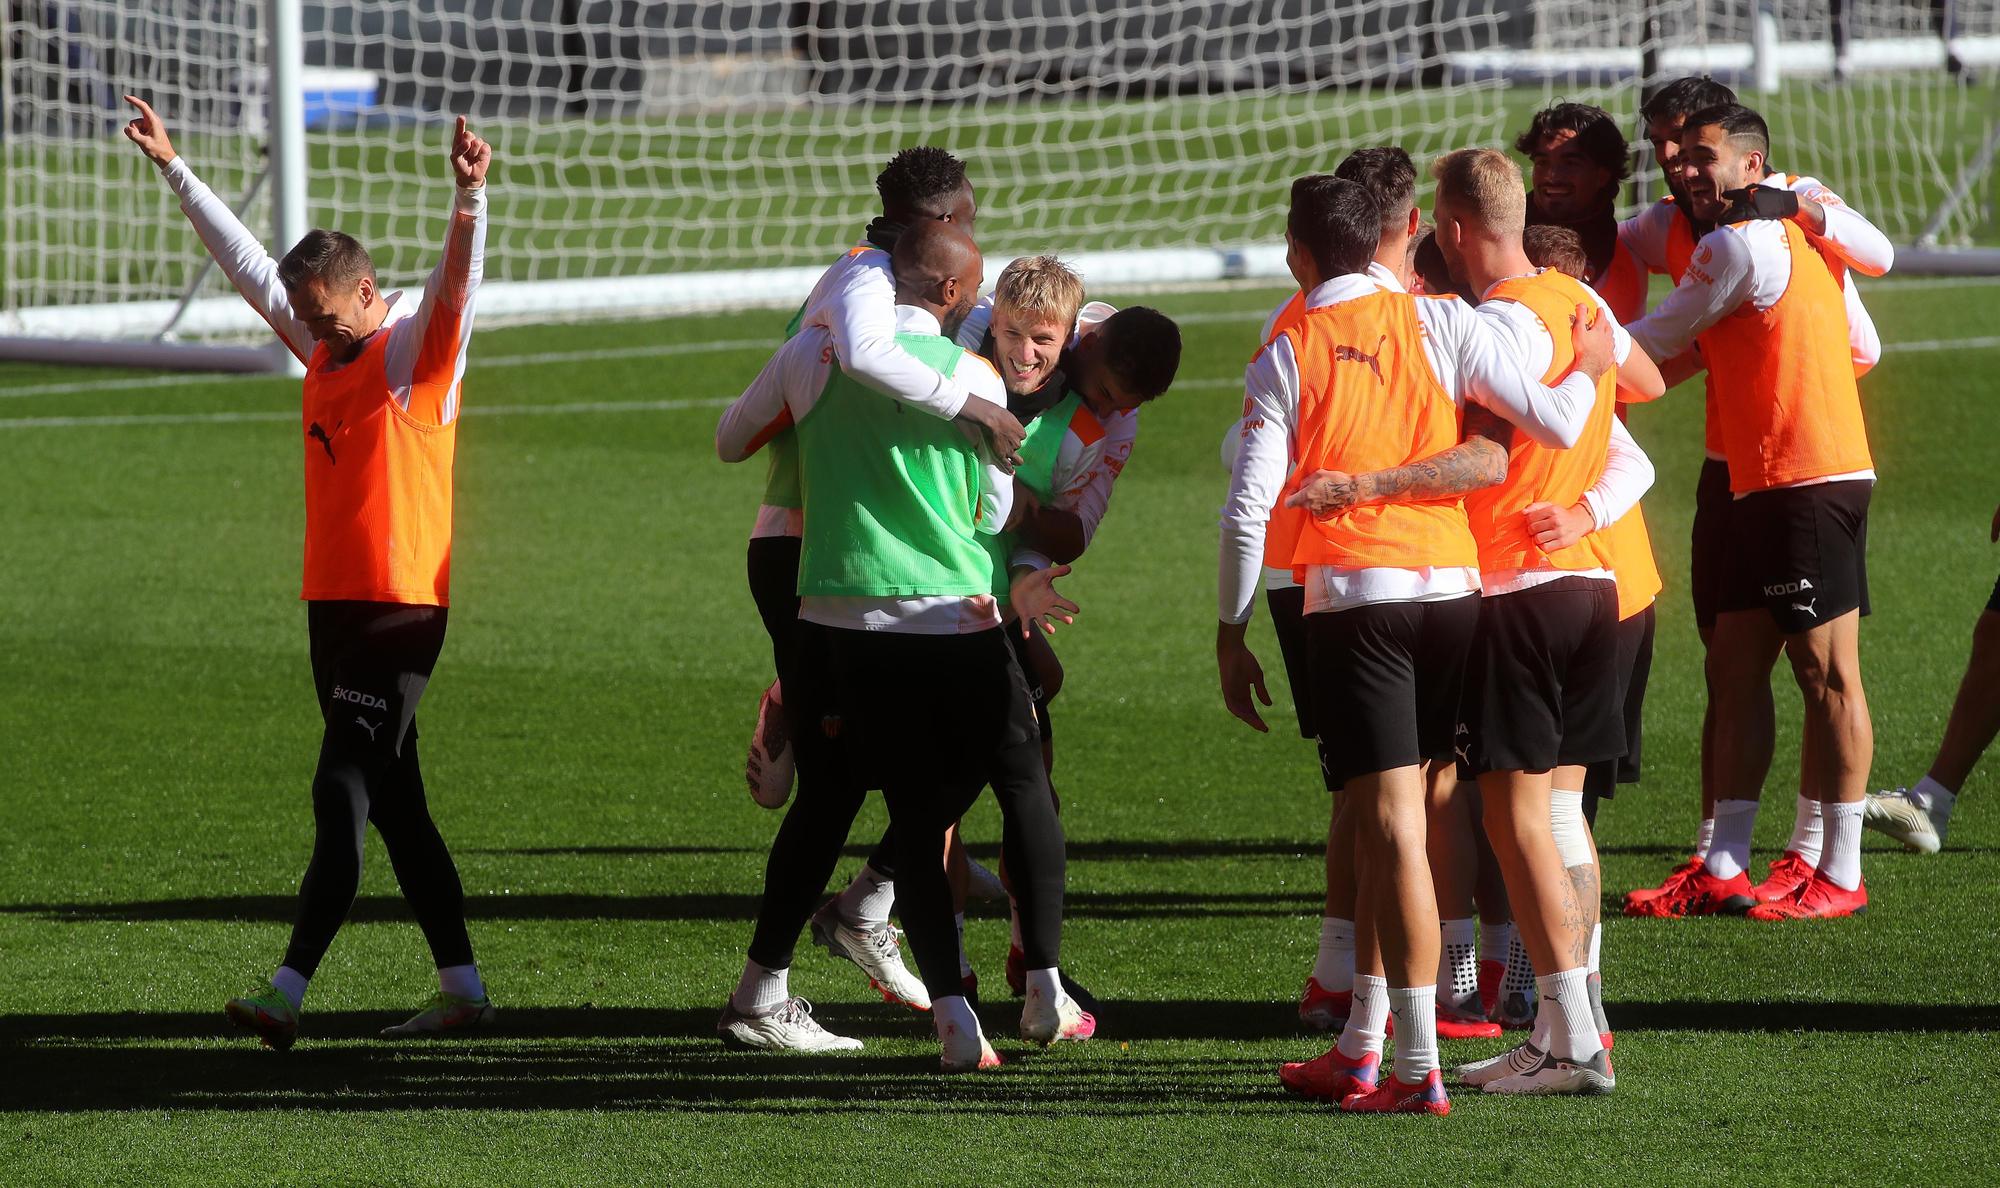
[{"xmin": 3, "ymin": 0, "xmax": 1995, "ymax": 338}]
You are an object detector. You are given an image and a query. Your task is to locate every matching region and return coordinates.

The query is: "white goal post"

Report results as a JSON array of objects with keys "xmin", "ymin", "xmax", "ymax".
[{"xmin": 2, "ymin": 0, "xmax": 1996, "ymax": 371}]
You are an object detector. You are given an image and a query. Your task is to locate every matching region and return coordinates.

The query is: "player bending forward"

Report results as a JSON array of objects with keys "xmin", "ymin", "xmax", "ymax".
[{"xmin": 124, "ymin": 97, "xmax": 496, "ymax": 1048}]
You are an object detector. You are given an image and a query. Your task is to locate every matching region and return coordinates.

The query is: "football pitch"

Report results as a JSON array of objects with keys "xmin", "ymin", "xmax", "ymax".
[{"xmin": 1, "ymin": 274, "xmax": 1996, "ymax": 1184}]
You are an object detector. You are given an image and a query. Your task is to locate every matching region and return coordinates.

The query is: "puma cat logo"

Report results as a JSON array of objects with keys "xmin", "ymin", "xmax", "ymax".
[
  {"xmin": 354, "ymin": 717, "xmax": 381, "ymax": 741},
  {"xmin": 308, "ymin": 419, "xmax": 342, "ymax": 463},
  {"xmin": 1335, "ymin": 335, "xmax": 1389, "ymax": 383}
]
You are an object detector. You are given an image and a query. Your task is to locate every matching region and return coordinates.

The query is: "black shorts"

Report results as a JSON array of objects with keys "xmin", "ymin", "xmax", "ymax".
[
  {"xmin": 1305, "ymin": 594, "xmax": 1478, "ymax": 789},
  {"xmin": 826, "ymin": 626, "xmax": 1039, "ymax": 796},
  {"xmin": 1458, "ymin": 577, "xmax": 1624, "ymax": 776},
  {"xmin": 1266, "ymin": 583, "xmax": 1314, "ymax": 739},
  {"xmin": 1584, "ymin": 603, "xmax": 1656, "ymax": 797},
  {"xmin": 747, "ymin": 534, "xmax": 804, "ymax": 682},
  {"xmin": 1690, "ymin": 457, "xmax": 1733, "ymax": 630},
  {"xmin": 306, "ymin": 600, "xmax": 447, "ymax": 760},
  {"xmin": 1008, "ymin": 626, "xmax": 1055, "ymax": 743},
  {"xmin": 1719, "ymin": 480, "xmax": 1871, "ymax": 635}
]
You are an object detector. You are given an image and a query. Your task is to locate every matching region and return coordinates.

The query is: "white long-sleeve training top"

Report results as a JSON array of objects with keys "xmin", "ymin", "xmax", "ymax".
[
  {"xmin": 1618, "ymin": 174, "xmax": 1889, "ymax": 383},
  {"xmin": 1219, "ymin": 271, "xmax": 1633, "ymax": 622},
  {"xmin": 716, "ymin": 305, "xmax": 1015, "ymax": 635},
  {"xmin": 159, "ymin": 156, "xmax": 485, "ymax": 425}
]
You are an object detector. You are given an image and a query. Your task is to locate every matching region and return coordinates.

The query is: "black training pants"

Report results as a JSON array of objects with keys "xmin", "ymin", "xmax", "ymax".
[{"xmin": 282, "ymin": 600, "xmax": 474, "ymax": 978}]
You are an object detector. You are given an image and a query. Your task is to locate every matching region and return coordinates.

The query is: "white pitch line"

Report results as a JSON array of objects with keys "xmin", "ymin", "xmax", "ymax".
[
  {"xmin": 0, "ymin": 396, "xmax": 732, "ymax": 431},
  {"xmin": 0, "ymin": 337, "xmax": 782, "ymax": 401},
  {"xmin": 1, "ymin": 334, "xmax": 1993, "ymax": 430}
]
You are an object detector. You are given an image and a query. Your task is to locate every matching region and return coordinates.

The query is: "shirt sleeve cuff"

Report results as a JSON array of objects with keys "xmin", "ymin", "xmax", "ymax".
[
  {"xmin": 1585, "ymin": 490, "xmax": 1613, "ymax": 531},
  {"xmin": 454, "ymin": 184, "xmax": 487, "ymax": 216}
]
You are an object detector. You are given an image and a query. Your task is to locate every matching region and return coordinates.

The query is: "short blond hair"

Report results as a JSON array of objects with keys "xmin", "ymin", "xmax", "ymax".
[
  {"xmin": 993, "ymin": 255, "xmax": 1085, "ymax": 331},
  {"xmin": 1430, "ymin": 148, "xmax": 1527, "ymax": 238}
]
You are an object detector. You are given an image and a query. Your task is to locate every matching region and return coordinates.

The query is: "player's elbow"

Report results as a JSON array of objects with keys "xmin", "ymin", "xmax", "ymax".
[{"xmin": 1472, "ymin": 438, "xmax": 1509, "ymax": 488}]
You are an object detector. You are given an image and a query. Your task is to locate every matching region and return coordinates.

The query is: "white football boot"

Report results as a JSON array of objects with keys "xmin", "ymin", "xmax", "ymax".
[
  {"xmin": 716, "ymin": 996, "xmax": 862, "ymax": 1053},
  {"xmin": 1863, "ymin": 788, "xmax": 1949, "ymax": 854},
  {"xmin": 810, "ymin": 900, "xmax": 931, "ymax": 1011}
]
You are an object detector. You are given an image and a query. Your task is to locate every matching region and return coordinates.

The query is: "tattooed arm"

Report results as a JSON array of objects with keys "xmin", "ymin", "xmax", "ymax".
[{"xmin": 1285, "ymin": 404, "xmax": 1511, "ymax": 519}]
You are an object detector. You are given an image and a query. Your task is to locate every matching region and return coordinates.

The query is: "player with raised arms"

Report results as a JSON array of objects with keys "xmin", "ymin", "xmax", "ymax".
[{"xmin": 122, "ymin": 96, "xmax": 496, "ymax": 1048}]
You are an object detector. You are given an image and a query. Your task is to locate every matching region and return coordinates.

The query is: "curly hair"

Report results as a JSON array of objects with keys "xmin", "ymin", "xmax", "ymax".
[
  {"xmin": 875, "ymin": 146, "xmax": 969, "ymax": 218},
  {"xmin": 1514, "ymin": 103, "xmax": 1632, "ymax": 182}
]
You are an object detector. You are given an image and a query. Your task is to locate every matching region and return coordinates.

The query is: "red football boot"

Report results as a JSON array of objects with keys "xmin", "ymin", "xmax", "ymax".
[
  {"xmin": 1436, "ymin": 996, "xmax": 1504, "ymax": 1040},
  {"xmin": 1634, "ymin": 865, "xmax": 1755, "ymax": 917},
  {"xmin": 1298, "ymin": 976, "xmax": 1350, "ymax": 1032},
  {"xmin": 1279, "ymin": 1045, "xmax": 1380, "ymax": 1102},
  {"xmin": 1746, "ymin": 873, "xmax": 1868, "ymax": 921},
  {"xmin": 1622, "ymin": 855, "xmax": 1704, "ymax": 915},
  {"xmin": 1340, "ymin": 1067, "xmax": 1451, "ymax": 1116},
  {"xmin": 1748, "ymin": 851, "xmax": 1815, "ymax": 904}
]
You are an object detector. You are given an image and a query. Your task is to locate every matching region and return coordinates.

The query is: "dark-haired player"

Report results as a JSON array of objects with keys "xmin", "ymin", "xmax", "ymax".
[
  {"xmin": 1615, "ymin": 78, "xmax": 1897, "ymax": 916},
  {"xmin": 743, "ymin": 146, "xmax": 1026, "ymax": 813},
  {"xmin": 1627, "ymin": 104, "xmax": 1879, "ymax": 921},
  {"xmin": 125, "ymin": 96, "xmax": 496, "ymax": 1048}
]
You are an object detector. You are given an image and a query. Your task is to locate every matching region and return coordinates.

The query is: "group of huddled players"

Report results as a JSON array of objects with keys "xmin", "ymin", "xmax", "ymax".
[
  {"xmin": 711, "ymin": 73, "xmax": 1918, "ymax": 1103},
  {"xmin": 121, "ymin": 66, "xmax": 1993, "ymax": 1088}
]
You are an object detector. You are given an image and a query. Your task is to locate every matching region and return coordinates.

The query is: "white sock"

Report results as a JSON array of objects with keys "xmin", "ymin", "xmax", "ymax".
[
  {"xmin": 271, "ymin": 965, "xmax": 309, "ymax": 1011},
  {"xmin": 1438, "ymin": 919, "xmax": 1478, "ymax": 1007},
  {"xmin": 1008, "ymin": 900, "xmax": 1024, "ymax": 951},
  {"xmin": 1335, "ymin": 973, "xmax": 1389, "ymax": 1060},
  {"xmin": 1502, "ymin": 930, "xmax": 1536, "ymax": 998},
  {"xmin": 1530, "ymin": 999, "xmax": 1553, "ymax": 1050},
  {"xmin": 438, "ymin": 964, "xmax": 484, "ymax": 1001},
  {"xmin": 1312, "ymin": 917, "xmax": 1355, "ymax": 988},
  {"xmin": 1819, "ymin": 800, "xmax": 1865, "ymax": 890},
  {"xmin": 1911, "ymin": 775, "xmax": 1958, "ymax": 817},
  {"xmin": 1587, "ymin": 923, "xmax": 1602, "ymax": 977},
  {"xmin": 732, "ymin": 959, "xmax": 788, "ymax": 1015},
  {"xmin": 955, "ymin": 913, "xmax": 973, "ymax": 979},
  {"xmin": 1024, "ymin": 967, "xmax": 1061, "ymax": 1006},
  {"xmin": 1478, "ymin": 920, "xmax": 1512, "ymax": 968},
  {"xmin": 1785, "ymin": 794, "xmax": 1825, "ymax": 865},
  {"xmin": 933, "ymin": 994, "xmax": 978, "ymax": 1042},
  {"xmin": 1537, "ymin": 967, "xmax": 1603, "ymax": 1061},
  {"xmin": 1388, "ymin": 985, "xmax": 1439, "ymax": 1083},
  {"xmin": 836, "ymin": 864, "xmax": 896, "ymax": 927},
  {"xmin": 1707, "ymin": 798, "xmax": 1761, "ymax": 880},
  {"xmin": 1694, "ymin": 816, "xmax": 1716, "ymax": 859}
]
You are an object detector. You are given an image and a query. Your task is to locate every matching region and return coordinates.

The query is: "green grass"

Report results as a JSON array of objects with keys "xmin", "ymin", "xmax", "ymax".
[
  {"xmin": 8, "ymin": 77, "xmax": 1996, "ymax": 310},
  {"xmin": 1, "ymin": 275, "xmax": 1998, "ymax": 1185}
]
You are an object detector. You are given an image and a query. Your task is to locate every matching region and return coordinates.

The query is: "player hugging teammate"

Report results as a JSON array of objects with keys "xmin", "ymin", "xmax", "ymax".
[
  {"xmin": 713, "ymin": 148, "xmax": 1181, "ymax": 1071},
  {"xmin": 1217, "ymin": 78, "xmax": 1887, "ymax": 1115}
]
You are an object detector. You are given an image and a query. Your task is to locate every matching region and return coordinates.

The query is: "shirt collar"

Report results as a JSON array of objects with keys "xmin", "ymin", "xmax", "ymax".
[
  {"xmin": 1304, "ymin": 273, "xmax": 1390, "ymax": 310},
  {"xmin": 894, "ymin": 305, "xmax": 942, "ymax": 335},
  {"xmin": 1479, "ymin": 268, "xmax": 1544, "ymax": 304},
  {"xmin": 1365, "ymin": 260, "xmax": 1405, "ymax": 292}
]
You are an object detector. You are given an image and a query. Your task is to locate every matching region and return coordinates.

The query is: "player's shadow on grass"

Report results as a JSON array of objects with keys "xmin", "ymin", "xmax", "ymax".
[
  {"xmin": 471, "ymin": 839, "xmax": 1325, "ymax": 861},
  {"xmin": 0, "ymin": 1008, "xmax": 1280, "ymax": 1115},
  {"xmin": 0, "ymin": 889, "xmax": 1323, "ymax": 925}
]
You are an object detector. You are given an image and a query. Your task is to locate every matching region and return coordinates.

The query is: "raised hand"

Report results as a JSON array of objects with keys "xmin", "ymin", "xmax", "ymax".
[
  {"xmin": 121, "ymin": 96, "xmax": 177, "ymax": 167},
  {"xmin": 960, "ymin": 398, "xmax": 1026, "ymax": 471},
  {"xmin": 450, "ymin": 116, "xmax": 492, "ymax": 189},
  {"xmin": 1009, "ymin": 564, "xmax": 1079, "ymax": 637}
]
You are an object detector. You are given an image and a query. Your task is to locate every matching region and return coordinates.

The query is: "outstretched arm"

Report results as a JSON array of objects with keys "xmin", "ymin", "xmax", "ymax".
[
  {"xmin": 385, "ymin": 116, "xmax": 490, "ymax": 426},
  {"xmin": 1284, "ymin": 428, "xmax": 1508, "ymax": 519},
  {"xmin": 124, "ymin": 95, "xmax": 312, "ymax": 363}
]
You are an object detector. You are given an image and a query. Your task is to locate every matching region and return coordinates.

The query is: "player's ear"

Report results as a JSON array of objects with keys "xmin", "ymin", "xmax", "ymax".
[
  {"xmin": 1404, "ymin": 206, "xmax": 1420, "ymax": 237},
  {"xmin": 357, "ymin": 275, "xmax": 377, "ymax": 306}
]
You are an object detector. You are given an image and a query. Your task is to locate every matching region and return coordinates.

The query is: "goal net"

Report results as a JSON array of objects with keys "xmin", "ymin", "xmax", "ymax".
[{"xmin": 3, "ymin": 1, "xmax": 1995, "ymax": 366}]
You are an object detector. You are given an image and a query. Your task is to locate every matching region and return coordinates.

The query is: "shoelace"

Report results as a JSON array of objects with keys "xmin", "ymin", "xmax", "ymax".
[
  {"xmin": 866, "ymin": 925, "xmax": 904, "ymax": 958},
  {"xmin": 779, "ymin": 997, "xmax": 824, "ymax": 1031}
]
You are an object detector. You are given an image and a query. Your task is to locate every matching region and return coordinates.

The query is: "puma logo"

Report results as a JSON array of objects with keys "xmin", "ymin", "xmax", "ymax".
[
  {"xmin": 354, "ymin": 717, "xmax": 381, "ymax": 741},
  {"xmin": 1791, "ymin": 599, "xmax": 1818, "ymax": 618},
  {"xmin": 1334, "ymin": 334, "xmax": 1389, "ymax": 383},
  {"xmin": 308, "ymin": 419, "xmax": 342, "ymax": 463}
]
